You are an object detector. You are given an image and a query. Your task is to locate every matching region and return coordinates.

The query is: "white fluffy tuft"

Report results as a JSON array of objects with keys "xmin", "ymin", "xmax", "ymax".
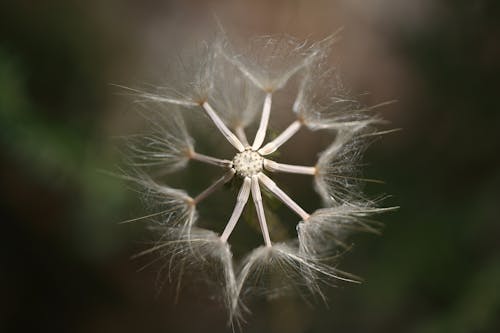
[
  {"xmin": 298, "ymin": 205, "xmax": 389, "ymax": 255},
  {"xmin": 314, "ymin": 130, "xmax": 370, "ymax": 205},
  {"xmin": 209, "ymin": 50, "xmax": 265, "ymax": 130},
  {"xmin": 220, "ymin": 34, "xmax": 328, "ymax": 92},
  {"xmin": 119, "ymin": 171, "xmax": 197, "ymax": 230},
  {"xmin": 234, "ymin": 243, "xmax": 360, "ymax": 317},
  {"xmin": 135, "ymin": 226, "xmax": 240, "ymax": 323},
  {"xmin": 125, "ymin": 103, "xmax": 194, "ymax": 174}
]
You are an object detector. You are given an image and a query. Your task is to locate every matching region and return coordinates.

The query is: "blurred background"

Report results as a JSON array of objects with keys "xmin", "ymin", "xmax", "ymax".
[{"xmin": 1, "ymin": 0, "xmax": 499, "ymax": 332}]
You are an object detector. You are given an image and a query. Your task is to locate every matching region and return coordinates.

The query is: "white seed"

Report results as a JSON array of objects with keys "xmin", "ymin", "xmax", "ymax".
[{"xmin": 232, "ymin": 149, "xmax": 264, "ymax": 177}]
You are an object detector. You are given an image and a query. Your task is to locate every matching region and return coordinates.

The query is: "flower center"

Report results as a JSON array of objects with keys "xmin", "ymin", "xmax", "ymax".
[{"xmin": 232, "ymin": 149, "xmax": 264, "ymax": 177}]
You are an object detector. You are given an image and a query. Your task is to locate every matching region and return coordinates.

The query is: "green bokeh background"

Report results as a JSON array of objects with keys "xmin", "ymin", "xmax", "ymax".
[{"xmin": 1, "ymin": 1, "xmax": 499, "ymax": 332}]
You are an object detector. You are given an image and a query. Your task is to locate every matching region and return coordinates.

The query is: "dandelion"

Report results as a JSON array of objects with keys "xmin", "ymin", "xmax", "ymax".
[{"xmin": 122, "ymin": 32, "xmax": 395, "ymax": 325}]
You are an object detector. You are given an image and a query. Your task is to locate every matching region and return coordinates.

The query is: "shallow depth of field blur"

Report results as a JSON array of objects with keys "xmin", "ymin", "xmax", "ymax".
[{"xmin": 1, "ymin": 1, "xmax": 499, "ymax": 332}]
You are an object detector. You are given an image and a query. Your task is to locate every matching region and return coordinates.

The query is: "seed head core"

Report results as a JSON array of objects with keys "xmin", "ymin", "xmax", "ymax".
[{"xmin": 232, "ymin": 149, "xmax": 264, "ymax": 177}]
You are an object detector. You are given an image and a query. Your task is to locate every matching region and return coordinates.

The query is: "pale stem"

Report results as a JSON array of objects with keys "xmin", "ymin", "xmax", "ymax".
[
  {"xmin": 193, "ymin": 169, "xmax": 236, "ymax": 204},
  {"xmin": 235, "ymin": 125, "xmax": 250, "ymax": 147},
  {"xmin": 190, "ymin": 151, "xmax": 232, "ymax": 168},
  {"xmin": 312, "ymin": 120, "xmax": 374, "ymax": 130},
  {"xmin": 263, "ymin": 159, "xmax": 316, "ymax": 175},
  {"xmin": 359, "ymin": 128, "xmax": 402, "ymax": 138},
  {"xmin": 252, "ymin": 93, "xmax": 272, "ymax": 150},
  {"xmin": 144, "ymin": 95, "xmax": 198, "ymax": 107},
  {"xmin": 259, "ymin": 120, "xmax": 302, "ymax": 155},
  {"xmin": 113, "ymin": 85, "xmax": 199, "ymax": 107},
  {"xmin": 220, "ymin": 177, "xmax": 252, "ymax": 242},
  {"xmin": 258, "ymin": 173, "xmax": 310, "ymax": 221},
  {"xmin": 202, "ymin": 102, "xmax": 245, "ymax": 152},
  {"xmin": 118, "ymin": 209, "xmax": 176, "ymax": 224},
  {"xmin": 250, "ymin": 175, "xmax": 272, "ymax": 247}
]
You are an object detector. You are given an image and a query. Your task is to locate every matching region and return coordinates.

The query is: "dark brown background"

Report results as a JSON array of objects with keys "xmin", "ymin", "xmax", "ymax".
[{"xmin": 1, "ymin": 1, "xmax": 499, "ymax": 332}]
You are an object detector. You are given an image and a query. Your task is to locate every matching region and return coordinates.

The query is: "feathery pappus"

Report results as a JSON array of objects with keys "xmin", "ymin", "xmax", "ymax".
[{"xmin": 119, "ymin": 31, "xmax": 396, "ymax": 326}]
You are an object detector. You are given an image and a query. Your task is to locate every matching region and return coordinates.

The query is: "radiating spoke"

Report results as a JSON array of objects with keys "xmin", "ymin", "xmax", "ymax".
[
  {"xmin": 258, "ymin": 173, "xmax": 310, "ymax": 221},
  {"xmin": 202, "ymin": 102, "xmax": 245, "ymax": 152},
  {"xmin": 190, "ymin": 151, "xmax": 232, "ymax": 168},
  {"xmin": 251, "ymin": 175, "xmax": 272, "ymax": 247},
  {"xmin": 235, "ymin": 126, "xmax": 250, "ymax": 148},
  {"xmin": 259, "ymin": 120, "xmax": 302, "ymax": 155},
  {"xmin": 118, "ymin": 210, "xmax": 175, "ymax": 224},
  {"xmin": 263, "ymin": 159, "xmax": 316, "ymax": 175},
  {"xmin": 142, "ymin": 94, "xmax": 198, "ymax": 107},
  {"xmin": 252, "ymin": 93, "xmax": 272, "ymax": 150},
  {"xmin": 193, "ymin": 169, "xmax": 236, "ymax": 204},
  {"xmin": 220, "ymin": 177, "xmax": 252, "ymax": 242}
]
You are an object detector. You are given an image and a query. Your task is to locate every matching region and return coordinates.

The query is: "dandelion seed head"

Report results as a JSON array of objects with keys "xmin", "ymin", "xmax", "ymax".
[{"xmin": 121, "ymin": 31, "xmax": 395, "ymax": 325}]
